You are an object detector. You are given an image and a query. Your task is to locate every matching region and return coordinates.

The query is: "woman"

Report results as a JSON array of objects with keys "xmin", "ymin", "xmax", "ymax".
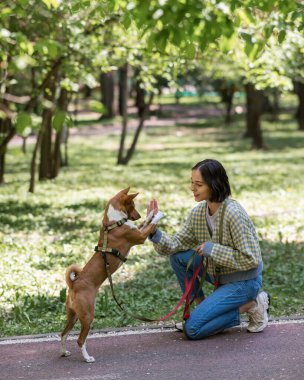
[{"xmin": 148, "ymin": 159, "xmax": 269, "ymax": 339}]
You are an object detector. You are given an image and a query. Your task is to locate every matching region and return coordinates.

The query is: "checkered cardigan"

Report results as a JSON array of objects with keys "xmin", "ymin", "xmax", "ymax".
[{"xmin": 152, "ymin": 199, "xmax": 262, "ymax": 277}]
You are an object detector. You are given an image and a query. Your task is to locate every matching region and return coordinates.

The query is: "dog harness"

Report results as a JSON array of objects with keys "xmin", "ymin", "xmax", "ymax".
[
  {"xmin": 94, "ymin": 218, "xmax": 128, "ymax": 262},
  {"xmin": 94, "ymin": 218, "xmax": 129, "ymax": 311},
  {"xmin": 94, "ymin": 217, "xmax": 162, "ymax": 320}
]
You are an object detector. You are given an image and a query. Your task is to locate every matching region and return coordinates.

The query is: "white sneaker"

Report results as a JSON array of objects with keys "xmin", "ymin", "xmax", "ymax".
[
  {"xmin": 247, "ymin": 291, "xmax": 270, "ymax": 333},
  {"xmin": 174, "ymin": 322, "xmax": 184, "ymax": 332}
]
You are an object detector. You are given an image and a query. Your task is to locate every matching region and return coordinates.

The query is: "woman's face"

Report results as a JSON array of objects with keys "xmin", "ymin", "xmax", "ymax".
[{"xmin": 191, "ymin": 169, "xmax": 212, "ymax": 202}]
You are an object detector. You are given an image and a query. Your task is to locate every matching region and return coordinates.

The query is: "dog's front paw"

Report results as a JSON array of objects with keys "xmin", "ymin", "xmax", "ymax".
[
  {"xmin": 61, "ymin": 350, "xmax": 71, "ymax": 357},
  {"xmin": 140, "ymin": 210, "xmax": 155, "ymax": 231},
  {"xmin": 85, "ymin": 356, "xmax": 95, "ymax": 363},
  {"xmin": 151, "ymin": 211, "xmax": 164, "ymax": 224},
  {"xmin": 146, "ymin": 210, "xmax": 155, "ymax": 223}
]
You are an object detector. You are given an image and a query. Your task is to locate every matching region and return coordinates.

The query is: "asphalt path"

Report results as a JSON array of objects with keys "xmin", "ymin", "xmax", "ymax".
[{"xmin": 1, "ymin": 320, "xmax": 303, "ymax": 380}]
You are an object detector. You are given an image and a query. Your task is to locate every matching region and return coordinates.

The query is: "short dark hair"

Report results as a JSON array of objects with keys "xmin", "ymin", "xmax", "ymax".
[{"xmin": 192, "ymin": 159, "xmax": 231, "ymax": 202}]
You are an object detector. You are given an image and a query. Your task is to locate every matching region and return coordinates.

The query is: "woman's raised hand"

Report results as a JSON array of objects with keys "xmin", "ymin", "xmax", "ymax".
[{"xmin": 147, "ymin": 199, "xmax": 158, "ymax": 217}]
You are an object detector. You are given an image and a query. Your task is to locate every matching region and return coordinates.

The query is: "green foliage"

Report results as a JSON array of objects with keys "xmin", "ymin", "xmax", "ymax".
[
  {"xmin": 127, "ymin": 0, "xmax": 303, "ymax": 56},
  {"xmin": 52, "ymin": 111, "xmax": 66, "ymax": 132},
  {"xmin": 0, "ymin": 100, "xmax": 303, "ymax": 337},
  {"xmin": 15, "ymin": 112, "xmax": 32, "ymax": 133},
  {"xmin": 1, "ymin": 0, "xmax": 304, "ymax": 149},
  {"xmin": 88, "ymin": 100, "xmax": 105, "ymax": 115}
]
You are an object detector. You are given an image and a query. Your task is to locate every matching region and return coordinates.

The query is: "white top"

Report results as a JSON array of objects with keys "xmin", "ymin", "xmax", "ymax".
[{"xmin": 205, "ymin": 206, "xmax": 220, "ymax": 235}]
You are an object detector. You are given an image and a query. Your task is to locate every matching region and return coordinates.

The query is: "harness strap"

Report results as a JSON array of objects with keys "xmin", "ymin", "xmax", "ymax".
[
  {"xmin": 94, "ymin": 246, "xmax": 127, "ymax": 263},
  {"xmin": 103, "ymin": 218, "xmax": 128, "ymax": 232},
  {"xmin": 98, "ymin": 217, "xmax": 129, "ymax": 261},
  {"xmin": 102, "ymin": 230, "xmax": 108, "ymax": 251}
]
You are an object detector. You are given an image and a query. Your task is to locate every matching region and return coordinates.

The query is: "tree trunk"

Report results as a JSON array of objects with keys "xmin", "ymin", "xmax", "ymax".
[
  {"xmin": 29, "ymin": 130, "xmax": 43, "ymax": 193},
  {"xmin": 294, "ymin": 81, "xmax": 304, "ymax": 131},
  {"xmin": 51, "ymin": 88, "xmax": 69, "ymax": 178},
  {"xmin": 220, "ymin": 85, "xmax": 235, "ymax": 124},
  {"xmin": 61, "ymin": 123, "xmax": 69, "ymax": 167},
  {"xmin": 0, "ymin": 148, "xmax": 5, "ymax": 185},
  {"xmin": 118, "ymin": 64, "xmax": 128, "ymax": 117},
  {"xmin": 135, "ymin": 79, "xmax": 146, "ymax": 118},
  {"xmin": 270, "ymin": 89, "xmax": 280, "ymax": 122},
  {"xmin": 73, "ymin": 92, "xmax": 79, "ymax": 124},
  {"xmin": 0, "ymin": 70, "xmax": 14, "ymax": 178},
  {"xmin": 0, "ymin": 117, "xmax": 11, "ymax": 184},
  {"xmin": 22, "ymin": 137, "xmax": 27, "ymax": 154},
  {"xmin": 39, "ymin": 72, "xmax": 58, "ymax": 180},
  {"xmin": 0, "ymin": 58, "xmax": 64, "ymax": 158},
  {"xmin": 100, "ymin": 71, "xmax": 115, "ymax": 118},
  {"xmin": 117, "ymin": 63, "xmax": 128, "ymax": 164},
  {"xmin": 39, "ymin": 107, "xmax": 54, "ymax": 180},
  {"xmin": 120, "ymin": 93, "xmax": 153, "ymax": 165},
  {"xmin": 244, "ymin": 83, "xmax": 264, "ymax": 149}
]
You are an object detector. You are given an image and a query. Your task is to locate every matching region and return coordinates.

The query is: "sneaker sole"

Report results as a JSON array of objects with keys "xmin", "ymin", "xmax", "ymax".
[{"xmin": 175, "ymin": 323, "xmax": 183, "ymax": 332}]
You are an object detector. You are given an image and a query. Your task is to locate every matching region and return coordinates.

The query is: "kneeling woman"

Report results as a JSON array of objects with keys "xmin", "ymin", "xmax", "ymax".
[{"xmin": 148, "ymin": 159, "xmax": 269, "ymax": 339}]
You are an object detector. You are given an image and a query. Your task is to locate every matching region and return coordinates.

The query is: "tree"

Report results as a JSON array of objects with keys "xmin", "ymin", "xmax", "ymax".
[
  {"xmin": 1, "ymin": 0, "xmax": 184, "ymax": 185},
  {"xmin": 282, "ymin": 31, "xmax": 304, "ymax": 131},
  {"xmin": 0, "ymin": 0, "xmax": 128, "ymax": 187},
  {"xmin": 125, "ymin": 0, "xmax": 303, "ymax": 148},
  {"xmin": 2, "ymin": 0, "xmax": 304, "ymax": 188}
]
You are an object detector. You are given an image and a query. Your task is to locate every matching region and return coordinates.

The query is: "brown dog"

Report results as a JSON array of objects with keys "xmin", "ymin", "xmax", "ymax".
[{"xmin": 60, "ymin": 188, "xmax": 161, "ymax": 362}]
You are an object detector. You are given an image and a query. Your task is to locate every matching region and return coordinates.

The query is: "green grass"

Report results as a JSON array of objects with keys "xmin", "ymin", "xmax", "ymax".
[{"xmin": 0, "ymin": 105, "xmax": 303, "ymax": 337}]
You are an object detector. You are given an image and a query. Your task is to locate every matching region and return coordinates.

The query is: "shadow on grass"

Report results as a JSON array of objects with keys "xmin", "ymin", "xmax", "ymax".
[
  {"xmin": 0, "ymin": 200, "xmax": 51, "ymax": 231},
  {"xmin": 1, "ymin": 238, "xmax": 303, "ymax": 337},
  {"xmin": 264, "ymin": 134, "xmax": 304, "ymax": 151},
  {"xmin": 0, "ymin": 199, "xmax": 105, "ymax": 239},
  {"xmin": 65, "ymin": 199, "xmax": 106, "ymax": 212}
]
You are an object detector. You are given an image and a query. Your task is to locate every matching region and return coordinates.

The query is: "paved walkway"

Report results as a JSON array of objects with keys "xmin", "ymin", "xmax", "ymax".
[
  {"xmin": 9, "ymin": 103, "xmax": 225, "ymax": 148},
  {"xmin": 1, "ymin": 319, "xmax": 303, "ymax": 380}
]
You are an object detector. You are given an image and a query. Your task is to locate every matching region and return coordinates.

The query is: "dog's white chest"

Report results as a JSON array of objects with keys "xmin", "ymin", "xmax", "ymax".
[{"xmin": 107, "ymin": 205, "xmax": 136, "ymax": 229}]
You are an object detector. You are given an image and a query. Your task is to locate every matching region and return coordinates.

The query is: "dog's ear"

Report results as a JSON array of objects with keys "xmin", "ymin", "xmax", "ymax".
[
  {"xmin": 127, "ymin": 192, "xmax": 139, "ymax": 201},
  {"xmin": 115, "ymin": 187, "xmax": 130, "ymax": 198}
]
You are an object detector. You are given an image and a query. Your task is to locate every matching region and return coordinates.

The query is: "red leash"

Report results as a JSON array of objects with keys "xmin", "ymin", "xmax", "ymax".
[
  {"xmin": 104, "ymin": 253, "xmax": 205, "ymax": 322},
  {"xmin": 158, "ymin": 257, "xmax": 205, "ymax": 321},
  {"xmin": 182, "ymin": 257, "xmax": 205, "ymax": 320}
]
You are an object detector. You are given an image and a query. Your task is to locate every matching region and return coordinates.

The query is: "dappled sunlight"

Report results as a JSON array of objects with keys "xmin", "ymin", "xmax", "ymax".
[{"xmin": 1, "ymin": 106, "xmax": 304, "ymax": 336}]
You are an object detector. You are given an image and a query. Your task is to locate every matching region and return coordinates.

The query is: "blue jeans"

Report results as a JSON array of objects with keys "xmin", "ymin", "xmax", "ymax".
[{"xmin": 169, "ymin": 249, "xmax": 262, "ymax": 340}]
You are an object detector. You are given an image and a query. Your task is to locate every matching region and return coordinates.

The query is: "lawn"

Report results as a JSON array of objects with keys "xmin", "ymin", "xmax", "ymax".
[{"xmin": 0, "ymin": 102, "xmax": 303, "ymax": 337}]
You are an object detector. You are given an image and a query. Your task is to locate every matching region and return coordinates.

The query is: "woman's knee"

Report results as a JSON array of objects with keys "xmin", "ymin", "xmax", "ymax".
[
  {"xmin": 169, "ymin": 251, "xmax": 184, "ymax": 270},
  {"xmin": 169, "ymin": 249, "xmax": 196, "ymax": 267},
  {"xmin": 169, "ymin": 253, "xmax": 177, "ymax": 267},
  {"xmin": 184, "ymin": 320, "xmax": 208, "ymax": 340}
]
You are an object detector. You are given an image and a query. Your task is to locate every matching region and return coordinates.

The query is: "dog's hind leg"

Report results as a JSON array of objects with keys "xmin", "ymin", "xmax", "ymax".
[
  {"xmin": 77, "ymin": 315, "xmax": 95, "ymax": 363},
  {"xmin": 60, "ymin": 308, "xmax": 78, "ymax": 357}
]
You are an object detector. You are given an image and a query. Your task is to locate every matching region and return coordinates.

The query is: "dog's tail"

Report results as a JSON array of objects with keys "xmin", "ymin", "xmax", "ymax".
[{"xmin": 65, "ymin": 265, "xmax": 82, "ymax": 289}]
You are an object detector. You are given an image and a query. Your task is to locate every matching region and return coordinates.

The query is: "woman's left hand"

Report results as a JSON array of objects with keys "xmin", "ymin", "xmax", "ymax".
[{"xmin": 196, "ymin": 243, "xmax": 206, "ymax": 256}]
